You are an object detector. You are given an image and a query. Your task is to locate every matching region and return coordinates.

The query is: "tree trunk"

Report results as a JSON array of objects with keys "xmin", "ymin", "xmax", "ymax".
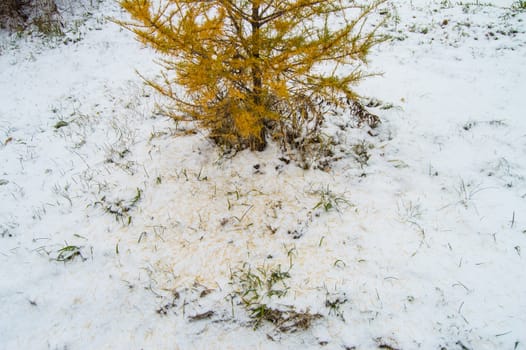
[{"xmin": 249, "ymin": 1, "xmax": 266, "ymax": 151}]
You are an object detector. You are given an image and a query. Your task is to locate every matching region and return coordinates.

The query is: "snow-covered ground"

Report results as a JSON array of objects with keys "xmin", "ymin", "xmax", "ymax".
[{"xmin": 1, "ymin": 0, "xmax": 525, "ymax": 349}]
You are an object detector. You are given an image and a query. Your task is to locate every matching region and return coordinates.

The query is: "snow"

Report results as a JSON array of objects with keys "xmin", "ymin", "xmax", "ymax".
[{"xmin": 1, "ymin": 0, "xmax": 525, "ymax": 349}]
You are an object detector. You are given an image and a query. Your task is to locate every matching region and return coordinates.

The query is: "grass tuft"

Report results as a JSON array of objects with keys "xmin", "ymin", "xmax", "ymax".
[
  {"xmin": 312, "ymin": 186, "xmax": 351, "ymax": 213},
  {"xmin": 55, "ymin": 244, "xmax": 86, "ymax": 262},
  {"xmin": 512, "ymin": 0, "xmax": 526, "ymax": 11}
]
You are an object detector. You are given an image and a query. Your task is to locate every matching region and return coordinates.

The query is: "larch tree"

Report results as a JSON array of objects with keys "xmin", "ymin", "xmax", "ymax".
[{"xmin": 118, "ymin": 0, "xmax": 386, "ymax": 152}]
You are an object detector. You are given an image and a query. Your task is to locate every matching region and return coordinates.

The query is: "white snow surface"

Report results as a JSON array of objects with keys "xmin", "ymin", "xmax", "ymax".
[{"xmin": 1, "ymin": 0, "xmax": 525, "ymax": 349}]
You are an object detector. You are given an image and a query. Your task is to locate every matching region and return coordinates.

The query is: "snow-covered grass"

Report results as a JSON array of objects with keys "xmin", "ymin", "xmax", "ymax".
[{"xmin": 1, "ymin": 0, "xmax": 525, "ymax": 349}]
